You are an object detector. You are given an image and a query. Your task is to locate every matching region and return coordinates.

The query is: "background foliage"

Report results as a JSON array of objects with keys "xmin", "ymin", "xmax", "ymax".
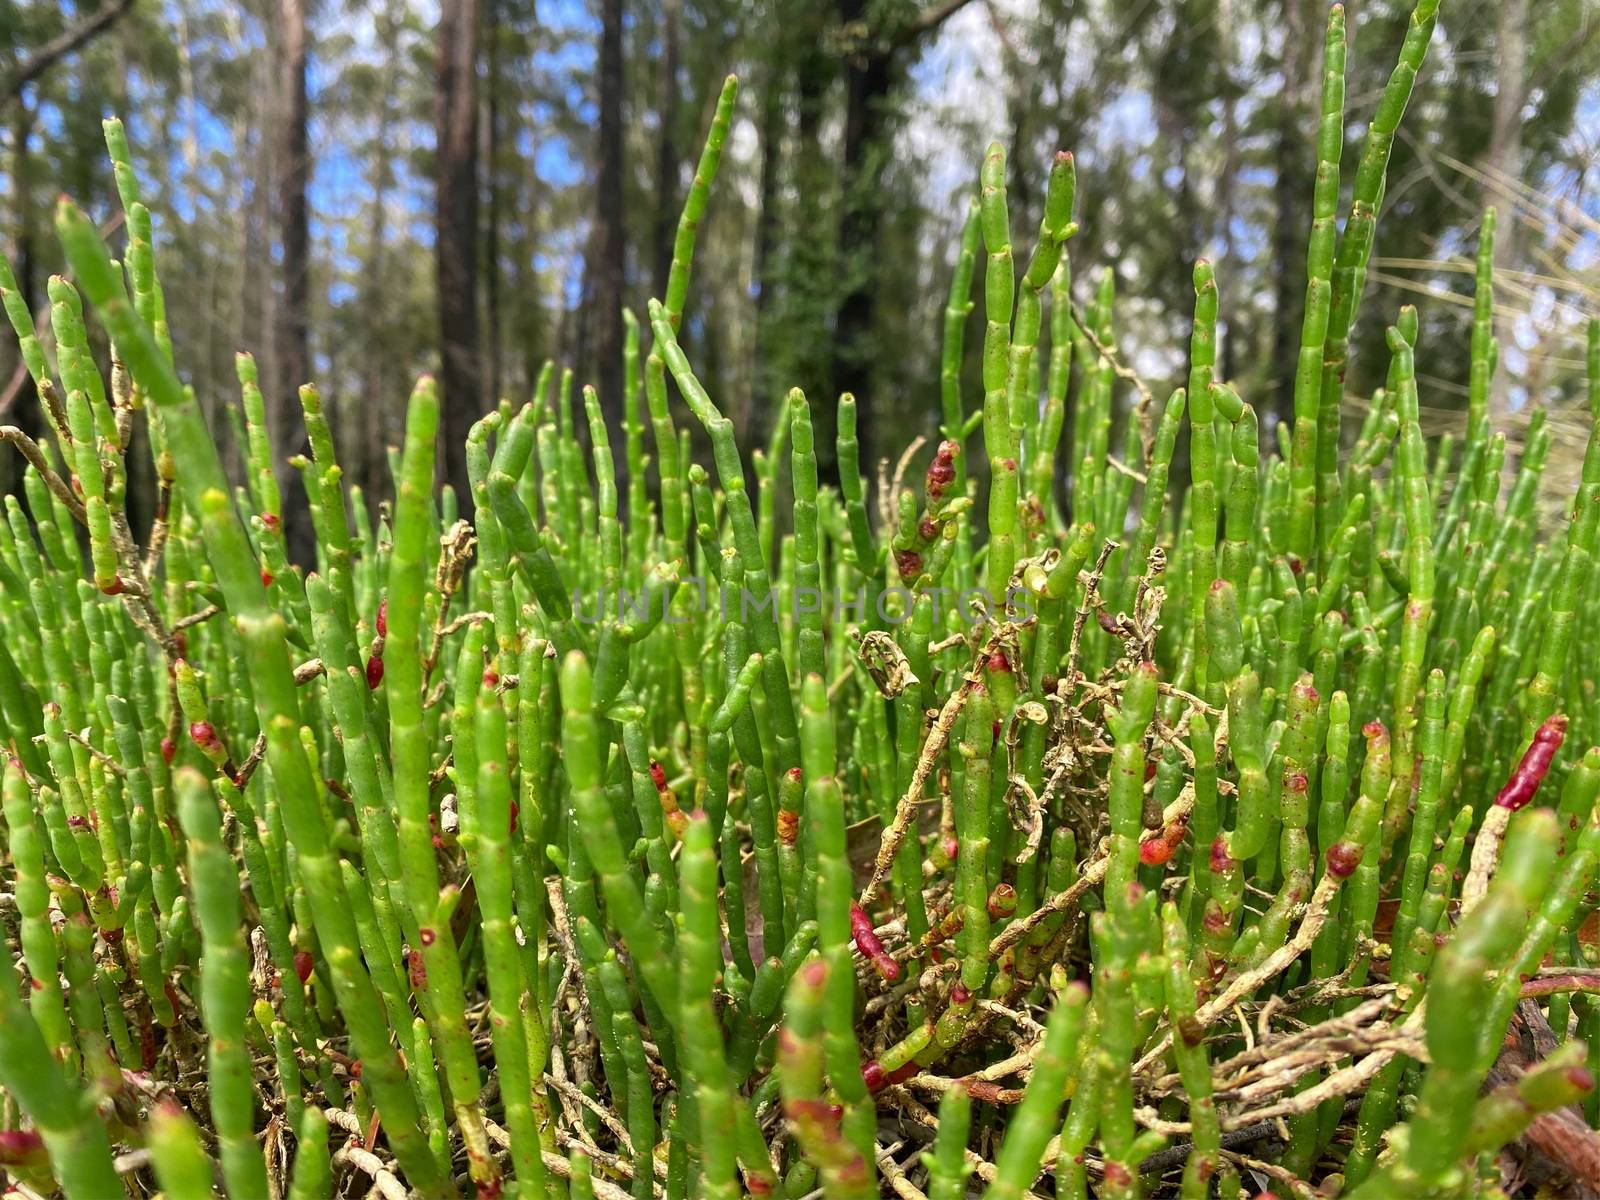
[{"xmin": 4, "ymin": 0, "xmax": 1599, "ymax": 529}]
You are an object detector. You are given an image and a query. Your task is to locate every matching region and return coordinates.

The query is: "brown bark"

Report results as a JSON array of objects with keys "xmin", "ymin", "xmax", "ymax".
[
  {"xmin": 276, "ymin": 0, "xmax": 315, "ymax": 563},
  {"xmin": 592, "ymin": 0, "xmax": 626, "ymax": 427},
  {"xmin": 435, "ymin": 0, "xmax": 483, "ymax": 506}
]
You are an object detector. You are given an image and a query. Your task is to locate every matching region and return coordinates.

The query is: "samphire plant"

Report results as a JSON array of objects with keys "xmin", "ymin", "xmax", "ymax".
[{"xmin": 2, "ymin": 1, "xmax": 1600, "ymax": 1197}]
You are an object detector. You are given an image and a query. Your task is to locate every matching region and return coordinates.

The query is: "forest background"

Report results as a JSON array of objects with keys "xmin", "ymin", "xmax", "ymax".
[{"xmin": 5, "ymin": 0, "xmax": 1599, "ymax": 553}]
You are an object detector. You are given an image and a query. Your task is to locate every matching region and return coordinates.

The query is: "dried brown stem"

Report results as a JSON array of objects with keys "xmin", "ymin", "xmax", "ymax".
[
  {"xmin": 858, "ymin": 622, "xmax": 1026, "ymax": 911},
  {"xmin": 0, "ymin": 426, "xmax": 85, "ymax": 522}
]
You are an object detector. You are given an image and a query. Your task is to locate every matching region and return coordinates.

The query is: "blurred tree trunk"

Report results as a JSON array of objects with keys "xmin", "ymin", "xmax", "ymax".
[
  {"xmin": 362, "ymin": 0, "xmax": 402, "ymax": 505},
  {"xmin": 593, "ymin": 0, "xmax": 626, "ymax": 425},
  {"xmin": 831, "ymin": 0, "xmax": 890, "ymax": 478},
  {"xmin": 749, "ymin": 55, "xmax": 784, "ymax": 435},
  {"xmin": 652, "ymin": 0, "xmax": 681, "ymax": 302},
  {"xmin": 830, "ymin": 0, "xmax": 974, "ymax": 478},
  {"xmin": 514, "ymin": 96, "xmax": 545, "ymax": 399},
  {"xmin": 251, "ymin": 10, "xmax": 279, "ymax": 459},
  {"xmin": 1216, "ymin": 0, "xmax": 1239, "ymax": 385},
  {"xmin": 1268, "ymin": 0, "xmax": 1314, "ymax": 425},
  {"xmin": 485, "ymin": 0, "xmax": 504, "ymax": 408},
  {"xmin": 1486, "ymin": 0, "xmax": 1525, "ymax": 426},
  {"xmin": 782, "ymin": 14, "xmax": 834, "ymax": 470},
  {"xmin": 176, "ymin": 8, "xmax": 201, "ymax": 178},
  {"xmin": 0, "ymin": 104, "xmax": 39, "ymax": 502},
  {"xmin": 276, "ymin": 0, "xmax": 315, "ymax": 563},
  {"xmin": 436, "ymin": 0, "xmax": 482, "ymax": 506}
]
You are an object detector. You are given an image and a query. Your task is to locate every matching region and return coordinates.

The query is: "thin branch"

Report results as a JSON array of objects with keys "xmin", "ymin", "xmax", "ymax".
[
  {"xmin": 3, "ymin": 0, "xmax": 137, "ymax": 98},
  {"xmin": 897, "ymin": 0, "xmax": 981, "ymax": 47}
]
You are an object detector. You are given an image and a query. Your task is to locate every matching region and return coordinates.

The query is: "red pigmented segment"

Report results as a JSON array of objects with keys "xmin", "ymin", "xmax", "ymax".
[
  {"xmin": 926, "ymin": 440, "xmax": 957, "ymax": 499},
  {"xmin": 1494, "ymin": 714, "xmax": 1568, "ymax": 811},
  {"xmin": 1209, "ymin": 835, "xmax": 1235, "ymax": 873},
  {"xmin": 894, "ymin": 548, "xmax": 924, "ymax": 580},
  {"xmin": 0, "ymin": 1128, "xmax": 47, "ymax": 1164},
  {"xmin": 922, "ymin": 904, "xmax": 965, "ymax": 951},
  {"xmin": 987, "ymin": 883, "xmax": 1018, "ymax": 919},
  {"xmin": 366, "ymin": 654, "xmax": 385, "ymax": 689},
  {"xmin": 1325, "ymin": 841, "xmax": 1363, "ymax": 878},
  {"xmin": 293, "ymin": 949, "xmax": 315, "ymax": 984},
  {"xmin": 850, "ymin": 903, "xmax": 899, "ymax": 981},
  {"xmin": 189, "ymin": 720, "xmax": 218, "ymax": 750},
  {"xmin": 1140, "ymin": 818, "xmax": 1188, "ymax": 866},
  {"xmin": 649, "ymin": 764, "xmax": 689, "ymax": 841}
]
